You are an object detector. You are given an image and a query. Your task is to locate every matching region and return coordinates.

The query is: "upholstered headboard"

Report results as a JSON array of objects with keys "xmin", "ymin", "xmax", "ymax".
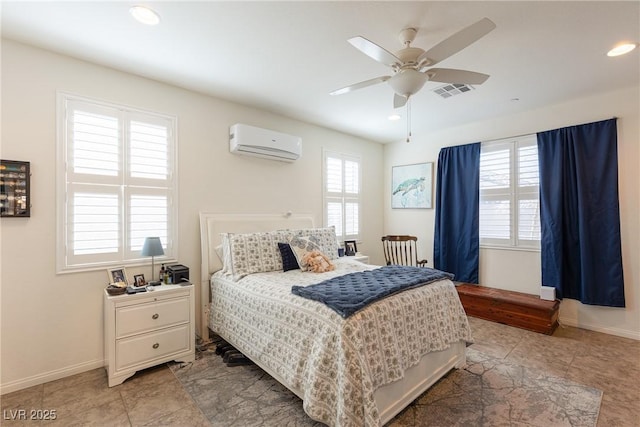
[{"xmin": 198, "ymin": 212, "xmax": 315, "ymax": 338}]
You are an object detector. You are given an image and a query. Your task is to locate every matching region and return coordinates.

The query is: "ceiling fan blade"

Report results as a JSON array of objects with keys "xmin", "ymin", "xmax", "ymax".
[
  {"xmin": 426, "ymin": 68, "xmax": 490, "ymax": 85},
  {"xmin": 393, "ymin": 93, "xmax": 408, "ymax": 109},
  {"xmin": 330, "ymin": 75, "xmax": 390, "ymax": 96},
  {"xmin": 418, "ymin": 18, "xmax": 496, "ymax": 66},
  {"xmin": 348, "ymin": 36, "xmax": 401, "ymax": 67}
]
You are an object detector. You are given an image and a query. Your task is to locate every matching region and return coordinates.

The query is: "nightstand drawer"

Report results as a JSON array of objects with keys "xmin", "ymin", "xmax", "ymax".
[
  {"xmin": 116, "ymin": 296, "xmax": 189, "ymax": 338},
  {"xmin": 115, "ymin": 324, "xmax": 190, "ymax": 370}
]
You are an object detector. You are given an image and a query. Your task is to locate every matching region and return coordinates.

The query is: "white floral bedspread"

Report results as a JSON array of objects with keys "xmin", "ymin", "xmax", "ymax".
[{"xmin": 209, "ymin": 258, "xmax": 473, "ymax": 427}]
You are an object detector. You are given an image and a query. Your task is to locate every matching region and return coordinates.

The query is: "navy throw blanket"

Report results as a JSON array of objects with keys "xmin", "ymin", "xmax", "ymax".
[{"xmin": 291, "ymin": 266, "xmax": 454, "ymax": 318}]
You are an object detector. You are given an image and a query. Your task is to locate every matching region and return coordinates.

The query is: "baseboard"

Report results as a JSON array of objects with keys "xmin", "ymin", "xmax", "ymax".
[
  {"xmin": 558, "ymin": 316, "xmax": 640, "ymax": 341},
  {"xmin": 0, "ymin": 358, "xmax": 105, "ymax": 395}
]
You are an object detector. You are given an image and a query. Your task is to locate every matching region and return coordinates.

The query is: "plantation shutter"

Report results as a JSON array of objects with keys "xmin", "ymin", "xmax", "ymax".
[
  {"xmin": 517, "ymin": 140, "xmax": 541, "ymax": 246},
  {"xmin": 59, "ymin": 95, "xmax": 176, "ymax": 271},
  {"xmin": 479, "ymin": 143, "xmax": 511, "ymax": 242},
  {"xmin": 66, "ymin": 102, "xmax": 123, "ymax": 264},
  {"xmin": 323, "ymin": 151, "xmax": 361, "ymax": 241},
  {"xmin": 479, "ymin": 135, "xmax": 540, "ymax": 248},
  {"xmin": 126, "ymin": 114, "xmax": 173, "ymax": 258},
  {"xmin": 343, "ymin": 159, "xmax": 359, "ymax": 237}
]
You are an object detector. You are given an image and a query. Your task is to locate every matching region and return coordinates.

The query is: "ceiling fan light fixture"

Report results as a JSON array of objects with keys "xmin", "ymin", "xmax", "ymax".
[
  {"xmin": 130, "ymin": 5, "xmax": 160, "ymax": 25},
  {"xmin": 331, "ymin": 18, "xmax": 496, "ymax": 141},
  {"xmin": 607, "ymin": 42, "xmax": 637, "ymax": 57},
  {"xmin": 388, "ymin": 69, "xmax": 428, "ymax": 97}
]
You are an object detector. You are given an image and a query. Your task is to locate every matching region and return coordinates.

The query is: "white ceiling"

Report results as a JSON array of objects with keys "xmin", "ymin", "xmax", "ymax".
[{"xmin": 2, "ymin": 1, "xmax": 639, "ymax": 143}]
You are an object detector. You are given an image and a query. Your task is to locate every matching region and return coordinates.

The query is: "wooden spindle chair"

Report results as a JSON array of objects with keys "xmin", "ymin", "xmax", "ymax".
[{"xmin": 381, "ymin": 235, "xmax": 428, "ymax": 267}]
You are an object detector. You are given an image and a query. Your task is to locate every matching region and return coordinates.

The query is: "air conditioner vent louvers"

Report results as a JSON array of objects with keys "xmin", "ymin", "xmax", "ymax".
[{"xmin": 432, "ymin": 83, "xmax": 475, "ymax": 99}]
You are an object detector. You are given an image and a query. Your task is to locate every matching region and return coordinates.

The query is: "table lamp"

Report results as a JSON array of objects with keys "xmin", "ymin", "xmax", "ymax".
[{"xmin": 141, "ymin": 237, "xmax": 164, "ymax": 285}]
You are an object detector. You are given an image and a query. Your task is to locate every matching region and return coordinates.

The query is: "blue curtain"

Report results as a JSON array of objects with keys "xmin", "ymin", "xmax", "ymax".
[
  {"xmin": 537, "ymin": 118, "xmax": 625, "ymax": 307},
  {"xmin": 433, "ymin": 143, "xmax": 480, "ymax": 283}
]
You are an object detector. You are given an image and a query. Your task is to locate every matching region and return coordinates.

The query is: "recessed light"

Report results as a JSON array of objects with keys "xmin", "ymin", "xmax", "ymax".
[
  {"xmin": 607, "ymin": 42, "xmax": 637, "ymax": 57},
  {"xmin": 130, "ymin": 5, "xmax": 160, "ymax": 25},
  {"xmin": 388, "ymin": 114, "xmax": 401, "ymax": 121}
]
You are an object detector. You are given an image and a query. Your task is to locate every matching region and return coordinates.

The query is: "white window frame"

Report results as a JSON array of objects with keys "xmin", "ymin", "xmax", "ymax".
[
  {"xmin": 479, "ymin": 134, "xmax": 540, "ymax": 250},
  {"xmin": 56, "ymin": 92, "xmax": 178, "ymax": 273},
  {"xmin": 322, "ymin": 149, "xmax": 361, "ymax": 243}
]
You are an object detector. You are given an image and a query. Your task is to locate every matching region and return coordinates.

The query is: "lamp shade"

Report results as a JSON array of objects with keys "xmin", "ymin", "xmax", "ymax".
[{"xmin": 141, "ymin": 237, "xmax": 164, "ymax": 257}]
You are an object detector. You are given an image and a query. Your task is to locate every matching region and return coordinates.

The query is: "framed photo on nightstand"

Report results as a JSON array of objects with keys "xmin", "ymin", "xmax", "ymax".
[
  {"xmin": 107, "ymin": 267, "xmax": 129, "ymax": 286},
  {"xmin": 344, "ymin": 240, "xmax": 357, "ymax": 256},
  {"xmin": 133, "ymin": 274, "xmax": 146, "ymax": 287}
]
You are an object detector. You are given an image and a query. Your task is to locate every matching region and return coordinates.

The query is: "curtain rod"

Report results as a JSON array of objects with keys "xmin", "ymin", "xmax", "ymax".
[
  {"xmin": 441, "ymin": 117, "xmax": 618, "ymax": 149},
  {"xmin": 481, "ymin": 117, "xmax": 618, "ymax": 145}
]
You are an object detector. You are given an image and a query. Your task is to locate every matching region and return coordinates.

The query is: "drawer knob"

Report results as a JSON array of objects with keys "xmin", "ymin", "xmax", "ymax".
[
  {"xmin": 152, "ymin": 313, "xmax": 159, "ymax": 320},
  {"xmin": 152, "ymin": 343, "xmax": 159, "ymax": 349}
]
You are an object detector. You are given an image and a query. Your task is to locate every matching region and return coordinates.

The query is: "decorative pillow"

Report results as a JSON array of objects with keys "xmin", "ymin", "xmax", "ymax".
[
  {"xmin": 288, "ymin": 235, "xmax": 323, "ymax": 270},
  {"xmin": 227, "ymin": 230, "xmax": 289, "ymax": 280},
  {"xmin": 278, "ymin": 243, "xmax": 300, "ymax": 272},
  {"xmin": 302, "ymin": 249, "xmax": 335, "ymax": 273},
  {"xmin": 289, "ymin": 226, "xmax": 339, "ymax": 260}
]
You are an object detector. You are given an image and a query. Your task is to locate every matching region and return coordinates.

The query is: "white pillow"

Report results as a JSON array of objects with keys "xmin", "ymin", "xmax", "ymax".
[
  {"xmin": 216, "ymin": 234, "xmax": 233, "ymax": 276},
  {"xmin": 214, "ymin": 244, "xmax": 224, "ymax": 262},
  {"xmin": 288, "ymin": 235, "xmax": 322, "ymax": 270}
]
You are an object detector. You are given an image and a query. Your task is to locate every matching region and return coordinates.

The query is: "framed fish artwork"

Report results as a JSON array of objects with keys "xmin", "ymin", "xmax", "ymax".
[{"xmin": 391, "ymin": 162, "xmax": 433, "ymax": 209}]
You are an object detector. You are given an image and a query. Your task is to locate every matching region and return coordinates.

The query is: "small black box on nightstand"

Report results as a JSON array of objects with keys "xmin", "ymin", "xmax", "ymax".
[{"xmin": 166, "ymin": 264, "xmax": 189, "ymax": 284}]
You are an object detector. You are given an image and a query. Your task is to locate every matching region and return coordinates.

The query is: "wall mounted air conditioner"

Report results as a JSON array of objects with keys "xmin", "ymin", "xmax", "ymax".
[{"xmin": 229, "ymin": 123, "xmax": 301, "ymax": 162}]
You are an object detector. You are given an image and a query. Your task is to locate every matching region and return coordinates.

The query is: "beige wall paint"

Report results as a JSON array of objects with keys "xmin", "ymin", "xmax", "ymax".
[
  {"xmin": 384, "ymin": 85, "xmax": 639, "ymax": 340},
  {"xmin": 0, "ymin": 40, "xmax": 384, "ymax": 393}
]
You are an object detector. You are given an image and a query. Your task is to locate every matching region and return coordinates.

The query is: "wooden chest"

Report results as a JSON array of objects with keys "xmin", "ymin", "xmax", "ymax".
[{"xmin": 455, "ymin": 284, "xmax": 560, "ymax": 335}]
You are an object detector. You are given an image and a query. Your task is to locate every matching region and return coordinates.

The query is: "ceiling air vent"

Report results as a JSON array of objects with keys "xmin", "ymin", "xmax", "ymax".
[{"xmin": 432, "ymin": 83, "xmax": 475, "ymax": 99}]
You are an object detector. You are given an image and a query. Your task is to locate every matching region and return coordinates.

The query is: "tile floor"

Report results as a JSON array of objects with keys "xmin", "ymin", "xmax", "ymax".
[{"xmin": 2, "ymin": 317, "xmax": 639, "ymax": 426}]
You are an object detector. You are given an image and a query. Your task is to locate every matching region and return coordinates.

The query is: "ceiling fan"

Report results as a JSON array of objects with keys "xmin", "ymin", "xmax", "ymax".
[{"xmin": 330, "ymin": 18, "xmax": 496, "ymax": 109}]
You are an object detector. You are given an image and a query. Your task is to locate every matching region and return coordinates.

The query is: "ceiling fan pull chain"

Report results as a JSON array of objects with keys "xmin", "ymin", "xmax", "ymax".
[{"xmin": 406, "ymin": 98, "xmax": 412, "ymax": 143}]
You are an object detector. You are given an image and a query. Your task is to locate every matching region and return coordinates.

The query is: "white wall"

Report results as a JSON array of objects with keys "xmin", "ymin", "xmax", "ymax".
[
  {"xmin": 385, "ymin": 85, "xmax": 639, "ymax": 340},
  {"xmin": 0, "ymin": 40, "xmax": 384, "ymax": 393}
]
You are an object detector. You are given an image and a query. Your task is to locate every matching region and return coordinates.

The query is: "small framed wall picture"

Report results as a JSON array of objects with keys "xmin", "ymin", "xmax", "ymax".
[
  {"xmin": 344, "ymin": 240, "xmax": 357, "ymax": 256},
  {"xmin": 392, "ymin": 162, "xmax": 433, "ymax": 209},
  {"xmin": 107, "ymin": 267, "xmax": 129, "ymax": 286},
  {"xmin": 133, "ymin": 274, "xmax": 146, "ymax": 287},
  {"xmin": 0, "ymin": 159, "xmax": 30, "ymax": 217}
]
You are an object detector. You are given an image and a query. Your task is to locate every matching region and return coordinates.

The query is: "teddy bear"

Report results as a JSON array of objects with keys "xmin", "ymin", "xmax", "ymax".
[{"xmin": 302, "ymin": 249, "xmax": 335, "ymax": 273}]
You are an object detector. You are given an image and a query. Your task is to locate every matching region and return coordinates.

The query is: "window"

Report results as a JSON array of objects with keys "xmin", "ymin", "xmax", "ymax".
[
  {"xmin": 323, "ymin": 150, "xmax": 361, "ymax": 242},
  {"xmin": 479, "ymin": 135, "xmax": 540, "ymax": 249},
  {"xmin": 57, "ymin": 93, "xmax": 177, "ymax": 272}
]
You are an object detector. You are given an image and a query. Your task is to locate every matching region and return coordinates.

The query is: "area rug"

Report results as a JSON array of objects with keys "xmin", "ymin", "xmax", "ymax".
[{"xmin": 171, "ymin": 345, "xmax": 602, "ymax": 426}]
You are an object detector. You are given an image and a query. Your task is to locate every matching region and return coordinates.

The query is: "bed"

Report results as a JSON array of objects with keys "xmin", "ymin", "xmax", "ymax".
[{"xmin": 199, "ymin": 213, "xmax": 472, "ymax": 426}]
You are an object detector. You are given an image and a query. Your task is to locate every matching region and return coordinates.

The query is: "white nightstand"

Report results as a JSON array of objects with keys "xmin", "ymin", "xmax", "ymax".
[
  {"xmin": 104, "ymin": 284, "xmax": 195, "ymax": 387},
  {"xmin": 351, "ymin": 254, "xmax": 369, "ymax": 264}
]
